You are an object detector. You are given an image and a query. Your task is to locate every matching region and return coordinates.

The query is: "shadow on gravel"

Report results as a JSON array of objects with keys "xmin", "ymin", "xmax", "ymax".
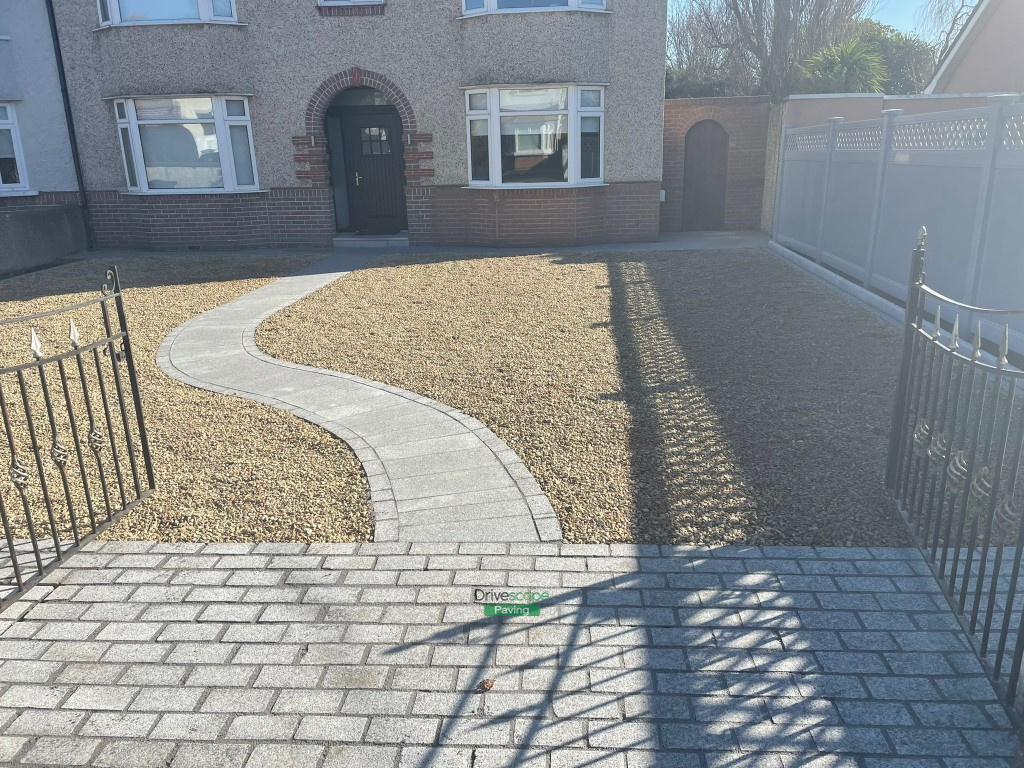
[{"xmin": 561, "ymin": 248, "xmax": 911, "ymax": 547}]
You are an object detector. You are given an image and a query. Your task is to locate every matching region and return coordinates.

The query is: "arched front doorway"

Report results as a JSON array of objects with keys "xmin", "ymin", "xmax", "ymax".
[
  {"xmin": 325, "ymin": 87, "xmax": 407, "ymax": 234},
  {"xmin": 681, "ymin": 119, "xmax": 728, "ymax": 231}
]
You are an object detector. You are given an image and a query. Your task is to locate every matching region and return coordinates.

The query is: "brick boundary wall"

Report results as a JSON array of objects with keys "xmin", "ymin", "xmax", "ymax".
[{"xmin": 661, "ymin": 96, "xmax": 771, "ymax": 232}]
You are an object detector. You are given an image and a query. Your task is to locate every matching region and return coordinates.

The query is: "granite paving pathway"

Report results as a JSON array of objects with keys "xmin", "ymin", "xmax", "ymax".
[
  {"xmin": 0, "ymin": 541, "xmax": 1019, "ymax": 767},
  {"xmin": 157, "ymin": 252, "xmax": 560, "ymax": 544}
]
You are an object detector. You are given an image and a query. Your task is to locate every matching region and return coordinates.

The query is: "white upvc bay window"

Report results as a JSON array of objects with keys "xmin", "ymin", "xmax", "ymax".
[
  {"xmin": 114, "ymin": 96, "xmax": 259, "ymax": 194},
  {"xmin": 0, "ymin": 103, "xmax": 30, "ymax": 194},
  {"xmin": 463, "ymin": 0, "xmax": 606, "ymax": 15},
  {"xmin": 98, "ymin": 0, "xmax": 236, "ymax": 26},
  {"xmin": 466, "ymin": 85, "xmax": 604, "ymax": 188}
]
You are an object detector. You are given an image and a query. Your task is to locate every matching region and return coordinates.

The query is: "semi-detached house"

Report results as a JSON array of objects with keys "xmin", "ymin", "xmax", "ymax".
[{"xmin": 8, "ymin": 0, "xmax": 667, "ymax": 251}]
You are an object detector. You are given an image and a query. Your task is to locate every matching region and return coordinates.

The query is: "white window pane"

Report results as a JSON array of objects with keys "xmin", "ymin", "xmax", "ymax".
[
  {"xmin": 0, "ymin": 129, "xmax": 20, "ymax": 185},
  {"xmin": 115, "ymin": 102, "xmax": 127, "ymax": 120},
  {"xmin": 581, "ymin": 116, "xmax": 601, "ymax": 179},
  {"xmin": 117, "ymin": 0, "xmax": 200, "ymax": 21},
  {"xmin": 225, "ymin": 99, "xmax": 246, "ymax": 117},
  {"xmin": 140, "ymin": 123, "xmax": 223, "ymax": 189},
  {"xmin": 135, "ymin": 98, "xmax": 214, "ymax": 120},
  {"xmin": 212, "ymin": 0, "xmax": 233, "ymax": 16},
  {"xmin": 470, "ymin": 119, "xmax": 489, "ymax": 182},
  {"xmin": 499, "ymin": 88, "xmax": 568, "ymax": 112},
  {"xmin": 99, "ymin": 0, "xmax": 111, "ymax": 23},
  {"xmin": 500, "ymin": 115, "xmax": 567, "ymax": 184},
  {"xmin": 580, "ymin": 89, "xmax": 602, "ymax": 108},
  {"xmin": 120, "ymin": 126, "xmax": 138, "ymax": 188},
  {"xmin": 468, "ymin": 93, "xmax": 488, "ymax": 112},
  {"xmin": 497, "ymin": 0, "xmax": 569, "ymax": 8},
  {"xmin": 0, "ymin": 106, "xmax": 8, "ymax": 121},
  {"xmin": 229, "ymin": 124, "xmax": 255, "ymax": 186}
]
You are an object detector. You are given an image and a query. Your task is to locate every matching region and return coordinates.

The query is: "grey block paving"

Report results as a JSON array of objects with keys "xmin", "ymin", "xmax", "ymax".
[
  {"xmin": 157, "ymin": 252, "xmax": 561, "ymax": 544},
  {"xmin": 0, "ymin": 542, "xmax": 1020, "ymax": 767}
]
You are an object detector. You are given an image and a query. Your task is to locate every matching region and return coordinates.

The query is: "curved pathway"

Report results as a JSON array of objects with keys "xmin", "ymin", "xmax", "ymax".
[{"xmin": 157, "ymin": 251, "xmax": 561, "ymax": 544}]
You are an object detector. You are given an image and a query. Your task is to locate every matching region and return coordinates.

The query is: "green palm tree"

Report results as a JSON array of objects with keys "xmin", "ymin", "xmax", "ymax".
[{"xmin": 800, "ymin": 40, "xmax": 888, "ymax": 94}]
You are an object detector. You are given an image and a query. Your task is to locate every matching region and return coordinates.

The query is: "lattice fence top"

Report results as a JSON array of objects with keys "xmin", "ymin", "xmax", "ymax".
[
  {"xmin": 786, "ymin": 129, "xmax": 828, "ymax": 153},
  {"xmin": 836, "ymin": 123, "xmax": 883, "ymax": 152},
  {"xmin": 1004, "ymin": 112, "xmax": 1024, "ymax": 151},
  {"xmin": 892, "ymin": 116, "xmax": 989, "ymax": 151}
]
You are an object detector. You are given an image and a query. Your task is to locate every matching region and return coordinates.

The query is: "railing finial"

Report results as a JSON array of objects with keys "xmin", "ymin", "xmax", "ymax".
[
  {"xmin": 950, "ymin": 314, "xmax": 960, "ymax": 352},
  {"xmin": 933, "ymin": 305, "xmax": 943, "ymax": 340},
  {"xmin": 29, "ymin": 329, "xmax": 42, "ymax": 360},
  {"xmin": 973, "ymin": 320, "xmax": 984, "ymax": 361},
  {"xmin": 1000, "ymin": 325, "xmax": 1010, "ymax": 367},
  {"xmin": 917, "ymin": 226, "xmax": 928, "ymax": 247},
  {"xmin": 69, "ymin": 319, "xmax": 80, "ymax": 349}
]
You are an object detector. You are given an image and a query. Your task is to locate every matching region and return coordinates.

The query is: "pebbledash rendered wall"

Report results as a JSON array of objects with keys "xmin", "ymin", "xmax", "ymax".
[
  {"xmin": 661, "ymin": 96, "xmax": 771, "ymax": 232},
  {"xmin": 51, "ymin": 0, "xmax": 666, "ymax": 249}
]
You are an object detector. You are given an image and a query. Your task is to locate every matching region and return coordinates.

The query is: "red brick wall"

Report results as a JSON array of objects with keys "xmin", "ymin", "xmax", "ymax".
[
  {"xmin": 87, "ymin": 188, "xmax": 334, "ymax": 250},
  {"xmin": 0, "ymin": 191, "xmax": 81, "ymax": 213},
  {"xmin": 662, "ymin": 97, "xmax": 770, "ymax": 232},
  {"xmin": 411, "ymin": 183, "xmax": 661, "ymax": 247}
]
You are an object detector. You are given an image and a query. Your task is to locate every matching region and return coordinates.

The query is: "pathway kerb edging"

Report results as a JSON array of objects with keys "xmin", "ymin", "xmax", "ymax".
[{"xmin": 155, "ymin": 255, "xmax": 563, "ymax": 544}]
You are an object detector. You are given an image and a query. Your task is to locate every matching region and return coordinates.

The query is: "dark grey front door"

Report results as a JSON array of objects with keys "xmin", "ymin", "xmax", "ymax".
[{"xmin": 331, "ymin": 106, "xmax": 407, "ymax": 234}]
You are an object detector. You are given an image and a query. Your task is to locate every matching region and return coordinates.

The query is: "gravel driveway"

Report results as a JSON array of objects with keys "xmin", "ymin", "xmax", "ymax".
[
  {"xmin": 259, "ymin": 247, "xmax": 910, "ymax": 546},
  {"xmin": 0, "ymin": 255, "xmax": 372, "ymax": 543}
]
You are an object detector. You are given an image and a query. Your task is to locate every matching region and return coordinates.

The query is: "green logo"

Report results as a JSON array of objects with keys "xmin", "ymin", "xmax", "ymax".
[{"xmin": 484, "ymin": 604, "xmax": 541, "ymax": 617}]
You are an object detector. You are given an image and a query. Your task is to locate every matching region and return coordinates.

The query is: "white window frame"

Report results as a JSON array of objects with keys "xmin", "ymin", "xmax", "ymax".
[
  {"xmin": 114, "ymin": 96, "xmax": 260, "ymax": 194},
  {"xmin": 98, "ymin": 0, "xmax": 237, "ymax": 27},
  {"xmin": 0, "ymin": 102, "xmax": 31, "ymax": 195},
  {"xmin": 465, "ymin": 85, "xmax": 605, "ymax": 189},
  {"xmin": 462, "ymin": 0, "xmax": 606, "ymax": 16}
]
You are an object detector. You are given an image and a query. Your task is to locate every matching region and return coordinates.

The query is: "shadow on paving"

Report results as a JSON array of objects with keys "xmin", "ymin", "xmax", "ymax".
[
  {"xmin": 0, "ymin": 251, "xmax": 333, "ymax": 303},
  {"xmin": 557, "ymin": 248, "xmax": 911, "ymax": 547},
  {"xmin": 375, "ymin": 548, "xmax": 1019, "ymax": 768},
  {"xmin": 1, "ymin": 542, "xmax": 1021, "ymax": 766}
]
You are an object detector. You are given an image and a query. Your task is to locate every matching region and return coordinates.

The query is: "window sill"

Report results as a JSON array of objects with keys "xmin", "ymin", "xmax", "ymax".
[
  {"xmin": 120, "ymin": 188, "xmax": 267, "ymax": 196},
  {"xmin": 0, "ymin": 189, "xmax": 38, "ymax": 198},
  {"xmin": 94, "ymin": 20, "xmax": 246, "ymax": 31},
  {"xmin": 464, "ymin": 182, "xmax": 607, "ymax": 190},
  {"xmin": 459, "ymin": 8, "xmax": 610, "ymax": 19}
]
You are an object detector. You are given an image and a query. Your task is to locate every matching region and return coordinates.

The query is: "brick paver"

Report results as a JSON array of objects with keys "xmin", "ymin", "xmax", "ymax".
[
  {"xmin": 0, "ymin": 541, "xmax": 1019, "ymax": 767},
  {"xmin": 157, "ymin": 252, "xmax": 561, "ymax": 543}
]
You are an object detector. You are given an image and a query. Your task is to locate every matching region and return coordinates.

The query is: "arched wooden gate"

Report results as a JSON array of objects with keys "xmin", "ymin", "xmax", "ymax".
[{"xmin": 681, "ymin": 119, "xmax": 729, "ymax": 231}]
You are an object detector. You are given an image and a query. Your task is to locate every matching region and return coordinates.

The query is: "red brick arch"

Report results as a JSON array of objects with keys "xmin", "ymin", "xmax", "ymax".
[{"xmin": 293, "ymin": 67, "xmax": 434, "ymax": 188}]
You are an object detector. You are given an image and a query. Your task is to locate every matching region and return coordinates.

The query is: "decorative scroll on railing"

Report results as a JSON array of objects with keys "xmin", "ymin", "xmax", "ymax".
[
  {"xmin": 0, "ymin": 266, "xmax": 154, "ymax": 606},
  {"xmin": 887, "ymin": 230, "xmax": 1024, "ymax": 715}
]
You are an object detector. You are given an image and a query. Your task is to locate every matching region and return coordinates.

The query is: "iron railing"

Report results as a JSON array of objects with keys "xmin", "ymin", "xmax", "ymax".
[
  {"xmin": 887, "ymin": 229, "xmax": 1024, "ymax": 715},
  {"xmin": 0, "ymin": 266, "xmax": 154, "ymax": 606}
]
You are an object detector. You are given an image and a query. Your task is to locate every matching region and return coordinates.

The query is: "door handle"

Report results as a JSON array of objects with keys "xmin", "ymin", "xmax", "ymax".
[{"xmin": 354, "ymin": 172, "xmax": 362, "ymax": 187}]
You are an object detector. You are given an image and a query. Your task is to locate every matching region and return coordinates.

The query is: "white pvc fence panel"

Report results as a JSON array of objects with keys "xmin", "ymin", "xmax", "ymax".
[{"xmin": 773, "ymin": 98, "xmax": 1024, "ymax": 352}]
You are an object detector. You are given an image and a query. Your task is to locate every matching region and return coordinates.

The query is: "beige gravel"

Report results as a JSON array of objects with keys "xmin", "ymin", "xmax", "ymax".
[
  {"xmin": 259, "ymin": 248, "xmax": 910, "ymax": 546},
  {"xmin": 0, "ymin": 255, "xmax": 372, "ymax": 543}
]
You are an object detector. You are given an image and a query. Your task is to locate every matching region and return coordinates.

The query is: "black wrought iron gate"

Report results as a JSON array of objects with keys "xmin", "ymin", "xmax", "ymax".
[
  {"xmin": 0, "ymin": 266, "xmax": 154, "ymax": 606},
  {"xmin": 887, "ymin": 229, "xmax": 1024, "ymax": 716}
]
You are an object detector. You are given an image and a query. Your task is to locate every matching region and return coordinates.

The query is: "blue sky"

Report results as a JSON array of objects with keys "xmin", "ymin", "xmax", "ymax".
[{"xmin": 871, "ymin": 0, "xmax": 928, "ymax": 32}]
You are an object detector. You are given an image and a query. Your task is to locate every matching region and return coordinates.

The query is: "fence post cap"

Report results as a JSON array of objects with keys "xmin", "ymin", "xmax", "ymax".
[
  {"xmin": 988, "ymin": 93, "xmax": 1020, "ymax": 105},
  {"xmin": 827, "ymin": 116, "xmax": 845, "ymax": 123},
  {"xmin": 917, "ymin": 226, "xmax": 928, "ymax": 246},
  {"xmin": 881, "ymin": 108, "xmax": 904, "ymax": 117}
]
